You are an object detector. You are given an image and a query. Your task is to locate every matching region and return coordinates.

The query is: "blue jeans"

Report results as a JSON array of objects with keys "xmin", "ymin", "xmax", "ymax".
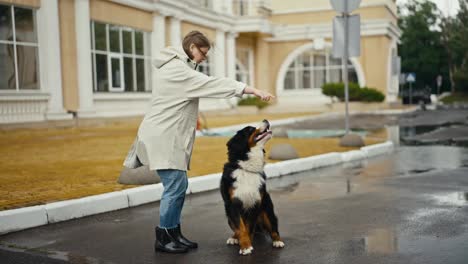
[{"xmin": 157, "ymin": 169, "xmax": 188, "ymax": 229}]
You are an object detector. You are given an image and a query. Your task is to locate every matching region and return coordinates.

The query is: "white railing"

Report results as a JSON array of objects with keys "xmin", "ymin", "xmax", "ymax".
[
  {"xmin": 232, "ymin": 0, "xmax": 272, "ymax": 16},
  {"xmin": 0, "ymin": 94, "xmax": 49, "ymax": 124}
]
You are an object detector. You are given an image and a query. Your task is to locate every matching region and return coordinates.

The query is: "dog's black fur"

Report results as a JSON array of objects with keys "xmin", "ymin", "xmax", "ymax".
[{"xmin": 220, "ymin": 120, "xmax": 284, "ymax": 255}]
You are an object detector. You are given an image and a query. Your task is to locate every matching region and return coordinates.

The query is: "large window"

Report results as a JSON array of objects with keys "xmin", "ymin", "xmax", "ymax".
[
  {"xmin": 90, "ymin": 21, "xmax": 151, "ymax": 92},
  {"xmin": 236, "ymin": 48, "xmax": 253, "ymax": 84},
  {"xmin": 0, "ymin": 4, "xmax": 39, "ymax": 91},
  {"xmin": 284, "ymin": 50, "xmax": 358, "ymax": 90}
]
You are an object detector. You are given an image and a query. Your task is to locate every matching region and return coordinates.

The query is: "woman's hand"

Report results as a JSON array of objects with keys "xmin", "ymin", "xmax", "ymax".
[{"xmin": 244, "ymin": 86, "xmax": 275, "ymax": 101}]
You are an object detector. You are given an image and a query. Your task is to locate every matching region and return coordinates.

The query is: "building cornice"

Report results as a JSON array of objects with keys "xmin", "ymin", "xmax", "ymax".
[
  {"xmin": 267, "ymin": 19, "xmax": 401, "ymax": 42},
  {"xmin": 110, "ymin": 0, "xmax": 237, "ymax": 31},
  {"xmin": 234, "ymin": 17, "xmax": 274, "ymax": 34},
  {"xmin": 272, "ymin": 0, "xmax": 398, "ymax": 21}
]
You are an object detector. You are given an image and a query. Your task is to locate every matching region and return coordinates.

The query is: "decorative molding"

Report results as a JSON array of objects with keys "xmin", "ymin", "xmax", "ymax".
[
  {"xmin": 272, "ymin": 0, "xmax": 398, "ymax": 19},
  {"xmin": 110, "ymin": 0, "xmax": 237, "ymax": 31},
  {"xmin": 266, "ymin": 19, "xmax": 401, "ymax": 42},
  {"xmin": 0, "ymin": 93, "xmax": 50, "ymax": 124},
  {"xmin": 234, "ymin": 17, "xmax": 273, "ymax": 33},
  {"xmin": 91, "ymin": 93, "xmax": 151, "ymax": 118}
]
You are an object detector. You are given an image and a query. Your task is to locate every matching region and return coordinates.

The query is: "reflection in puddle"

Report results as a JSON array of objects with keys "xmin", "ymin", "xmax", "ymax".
[
  {"xmin": 429, "ymin": 192, "xmax": 468, "ymax": 207},
  {"xmin": 344, "ymin": 228, "xmax": 398, "ymax": 256},
  {"xmin": 0, "ymin": 244, "xmax": 103, "ymax": 264}
]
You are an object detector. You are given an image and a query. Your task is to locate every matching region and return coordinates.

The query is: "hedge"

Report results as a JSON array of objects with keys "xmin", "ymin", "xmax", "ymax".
[{"xmin": 322, "ymin": 82, "xmax": 385, "ymax": 102}]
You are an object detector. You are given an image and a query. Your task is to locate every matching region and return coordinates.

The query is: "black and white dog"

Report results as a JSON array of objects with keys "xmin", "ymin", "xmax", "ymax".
[{"xmin": 220, "ymin": 119, "xmax": 285, "ymax": 255}]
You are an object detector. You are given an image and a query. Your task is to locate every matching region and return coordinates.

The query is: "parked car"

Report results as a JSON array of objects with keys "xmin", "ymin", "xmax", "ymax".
[{"xmin": 400, "ymin": 87, "xmax": 431, "ymax": 105}]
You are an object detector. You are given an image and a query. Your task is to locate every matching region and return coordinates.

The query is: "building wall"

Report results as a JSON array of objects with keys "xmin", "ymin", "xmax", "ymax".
[
  {"xmin": 359, "ymin": 35, "xmax": 391, "ymax": 92},
  {"xmin": 89, "ymin": 0, "xmax": 152, "ymax": 31},
  {"xmin": 59, "ymin": 0, "xmax": 79, "ymax": 111},
  {"xmin": 268, "ymin": 40, "xmax": 310, "ymax": 94},
  {"xmin": 181, "ymin": 22, "xmax": 216, "ymax": 43}
]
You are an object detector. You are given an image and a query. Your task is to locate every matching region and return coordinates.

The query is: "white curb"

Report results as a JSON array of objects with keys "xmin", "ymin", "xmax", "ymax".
[
  {"xmin": 188, "ymin": 173, "xmax": 222, "ymax": 194},
  {"xmin": 361, "ymin": 141, "xmax": 394, "ymax": 158},
  {"xmin": 123, "ymin": 184, "xmax": 163, "ymax": 207},
  {"xmin": 45, "ymin": 192, "xmax": 129, "ymax": 223},
  {"xmin": 0, "ymin": 205, "xmax": 47, "ymax": 235},
  {"xmin": 341, "ymin": 150, "xmax": 367, "ymax": 163},
  {"xmin": 264, "ymin": 163, "xmax": 281, "ymax": 178}
]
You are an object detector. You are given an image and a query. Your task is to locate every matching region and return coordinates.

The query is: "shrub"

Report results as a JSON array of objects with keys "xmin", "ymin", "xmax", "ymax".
[
  {"xmin": 321, "ymin": 82, "xmax": 385, "ymax": 102},
  {"xmin": 453, "ymin": 70, "xmax": 468, "ymax": 93},
  {"xmin": 359, "ymin": 87, "xmax": 386, "ymax": 102},
  {"xmin": 237, "ymin": 96, "xmax": 269, "ymax": 109}
]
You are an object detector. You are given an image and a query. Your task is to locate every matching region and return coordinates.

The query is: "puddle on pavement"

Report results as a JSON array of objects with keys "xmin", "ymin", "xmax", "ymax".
[
  {"xmin": 429, "ymin": 192, "xmax": 468, "ymax": 207},
  {"xmin": 343, "ymin": 226, "xmax": 468, "ymax": 260},
  {"xmin": 0, "ymin": 243, "xmax": 102, "ymax": 264}
]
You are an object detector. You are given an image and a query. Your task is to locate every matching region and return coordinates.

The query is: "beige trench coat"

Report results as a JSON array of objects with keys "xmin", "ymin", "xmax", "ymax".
[{"xmin": 123, "ymin": 46, "xmax": 245, "ymax": 171}]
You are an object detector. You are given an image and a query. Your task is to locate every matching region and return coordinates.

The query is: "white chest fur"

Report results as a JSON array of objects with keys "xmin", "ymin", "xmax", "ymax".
[
  {"xmin": 232, "ymin": 169, "xmax": 265, "ymax": 209},
  {"xmin": 232, "ymin": 146, "xmax": 266, "ymax": 209}
]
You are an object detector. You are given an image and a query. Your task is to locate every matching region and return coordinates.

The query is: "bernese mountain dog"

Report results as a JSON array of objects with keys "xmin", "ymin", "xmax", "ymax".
[{"xmin": 220, "ymin": 119, "xmax": 285, "ymax": 255}]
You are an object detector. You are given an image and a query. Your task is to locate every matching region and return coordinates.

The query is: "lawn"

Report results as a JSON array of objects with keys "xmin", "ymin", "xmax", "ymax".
[{"xmin": 0, "ymin": 112, "xmax": 386, "ymax": 210}]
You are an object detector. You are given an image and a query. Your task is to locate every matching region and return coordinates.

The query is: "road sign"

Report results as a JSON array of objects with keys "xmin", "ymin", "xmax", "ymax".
[
  {"xmin": 332, "ymin": 15, "xmax": 361, "ymax": 58},
  {"xmin": 406, "ymin": 73, "xmax": 416, "ymax": 83},
  {"xmin": 330, "ymin": 0, "xmax": 361, "ymax": 13}
]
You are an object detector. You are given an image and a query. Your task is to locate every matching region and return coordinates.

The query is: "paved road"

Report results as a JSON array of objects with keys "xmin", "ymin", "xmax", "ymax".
[{"xmin": 1, "ymin": 145, "xmax": 468, "ymax": 264}]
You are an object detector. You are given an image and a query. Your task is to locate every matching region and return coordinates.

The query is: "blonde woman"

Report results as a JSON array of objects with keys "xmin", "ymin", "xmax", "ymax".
[{"xmin": 124, "ymin": 31, "xmax": 274, "ymax": 253}]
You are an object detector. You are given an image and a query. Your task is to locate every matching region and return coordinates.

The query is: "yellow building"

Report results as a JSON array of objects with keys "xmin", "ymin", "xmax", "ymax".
[{"xmin": 0, "ymin": 0, "xmax": 400, "ymax": 123}]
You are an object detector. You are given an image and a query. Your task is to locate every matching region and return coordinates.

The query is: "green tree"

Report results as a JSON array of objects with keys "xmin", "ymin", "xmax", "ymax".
[
  {"xmin": 398, "ymin": 0, "xmax": 449, "ymax": 92},
  {"xmin": 441, "ymin": 0, "xmax": 468, "ymax": 93}
]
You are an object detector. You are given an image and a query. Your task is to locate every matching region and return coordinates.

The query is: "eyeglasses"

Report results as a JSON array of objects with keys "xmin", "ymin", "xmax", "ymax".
[{"xmin": 196, "ymin": 46, "xmax": 209, "ymax": 60}]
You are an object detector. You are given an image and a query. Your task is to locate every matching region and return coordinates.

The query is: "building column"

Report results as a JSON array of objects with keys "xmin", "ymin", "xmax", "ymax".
[
  {"xmin": 170, "ymin": 17, "xmax": 181, "ymax": 46},
  {"xmin": 226, "ymin": 31, "xmax": 237, "ymax": 80},
  {"xmin": 214, "ymin": 29, "xmax": 226, "ymax": 78},
  {"xmin": 152, "ymin": 13, "xmax": 166, "ymax": 92},
  {"xmin": 255, "ymin": 34, "xmax": 270, "ymax": 92},
  {"xmin": 75, "ymin": 0, "xmax": 95, "ymax": 116},
  {"xmin": 152, "ymin": 13, "xmax": 166, "ymax": 57},
  {"xmin": 37, "ymin": 0, "xmax": 72, "ymax": 120}
]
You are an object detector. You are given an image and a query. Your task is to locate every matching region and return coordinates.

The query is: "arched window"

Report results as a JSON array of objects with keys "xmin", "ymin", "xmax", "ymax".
[{"xmin": 284, "ymin": 50, "xmax": 358, "ymax": 90}]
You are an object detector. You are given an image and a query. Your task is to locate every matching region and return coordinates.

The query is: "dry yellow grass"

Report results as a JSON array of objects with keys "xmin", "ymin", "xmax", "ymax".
[{"xmin": 0, "ymin": 112, "xmax": 386, "ymax": 210}]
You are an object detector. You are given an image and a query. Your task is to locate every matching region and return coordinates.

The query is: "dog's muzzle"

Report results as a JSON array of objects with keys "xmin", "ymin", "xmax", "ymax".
[{"xmin": 255, "ymin": 119, "xmax": 272, "ymax": 142}]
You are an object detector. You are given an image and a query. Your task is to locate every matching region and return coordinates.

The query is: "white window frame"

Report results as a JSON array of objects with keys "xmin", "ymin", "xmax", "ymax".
[
  {"xmin": 90, "ymin": 21, "xmax": 151, "ymax": 93},
  {"xmin": 0, "ymin": 4, "xmax": 39, "ymax": 91},
  {"xmin": 284, "ymin": 50, "xmax": 356, "ymax": 90},
  {"xmin": 108, "ymin": 53, "xmax": 124, "ymax": 92}
]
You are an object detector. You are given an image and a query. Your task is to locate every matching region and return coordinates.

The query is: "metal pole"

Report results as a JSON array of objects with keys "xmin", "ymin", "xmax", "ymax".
[
  {"xmin": 409, "ymin": 82, "xmax": 413, "ymax": 105},
  {"xmin": 343, "ymin": 1, "xmax": 350, "ymax": 134}
]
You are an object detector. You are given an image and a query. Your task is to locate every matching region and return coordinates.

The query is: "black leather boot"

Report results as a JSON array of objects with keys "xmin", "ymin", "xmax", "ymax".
[
  {"xmin": 174, "ymin": 224, "xmax": 198, "ymax": 249},
  {"xmin": 154, "ymin": 226, "xmax": 188, "ymax": 253}
]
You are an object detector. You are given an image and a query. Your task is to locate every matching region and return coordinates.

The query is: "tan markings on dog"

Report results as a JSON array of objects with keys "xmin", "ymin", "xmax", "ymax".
[
  {"xmin": 260, "ymin": 212, "xmax": 281, "ymax": 242},
  {"xmin": 229, "ymin": 187, "xmax": 234, "ymax": 199},
  {"xmin": 238, "ymin": 218, "xmax": 252, "ymax": 250},
  {"xmin": 248, "ymin": 129, "xmax": 259, "ymax": 148}
]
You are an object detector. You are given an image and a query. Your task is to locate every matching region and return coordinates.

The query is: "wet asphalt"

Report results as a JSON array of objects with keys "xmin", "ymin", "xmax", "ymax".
[
  {"xmin": 2, "ymin": 108, "xmax": 468, "ymax": 264},
  {"xmin": 1, "ymin": 144, "xmax": 468, "ymax": 264}
]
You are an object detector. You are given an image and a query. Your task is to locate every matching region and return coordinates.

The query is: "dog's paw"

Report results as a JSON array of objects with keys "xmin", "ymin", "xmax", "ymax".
[
  {"xmin": 226, "ymin": 237, "xmax": 239, "ymax": 245},
  {"xmin": 273, "ymin": 240, "xmax": 285, "ymax": 248},
  {"xmin": 239, "ymin": 246, "xmax": 253, "ymax": 255}
]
